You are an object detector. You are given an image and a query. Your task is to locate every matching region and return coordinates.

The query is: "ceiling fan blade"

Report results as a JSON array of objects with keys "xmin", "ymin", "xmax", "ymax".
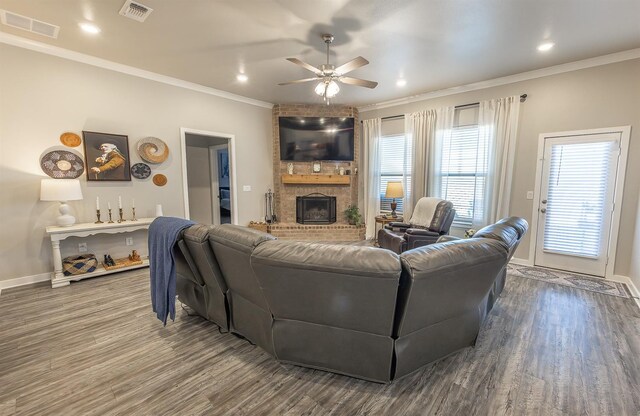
[
  {"xmin": 278, "ymin": 78, "xmax": 319, "ymax": 86},
  {"xmin": 339, "ymin": 76, "xmax": 378, "ymax": 89},
  {"xmin": 334, "ymin": 56, "xmax": 369, "ymax": 75},
  {"xmin": 286, "ymin": 58, "xmax": 322, "ymax": 75}
]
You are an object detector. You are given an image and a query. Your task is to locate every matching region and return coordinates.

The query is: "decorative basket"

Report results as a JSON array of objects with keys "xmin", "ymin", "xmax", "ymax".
[
  {"xmin": 102, "ymin": 257, "xmax": 143, "ymax": 271},
  {"xmin": 62, "ymin": 254, "xmax": 98, "ymax": 276}
]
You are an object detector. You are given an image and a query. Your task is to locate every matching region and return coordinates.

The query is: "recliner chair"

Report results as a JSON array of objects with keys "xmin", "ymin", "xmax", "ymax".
[{"xmin": 377, "ymin": 197, "xmax": 455, "ymax": 254}]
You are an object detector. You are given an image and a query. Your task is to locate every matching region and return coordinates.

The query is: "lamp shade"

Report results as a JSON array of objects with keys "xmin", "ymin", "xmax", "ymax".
[
  {"xmin": 385, "ymin": 181, "xmax": 404, "ymax": 199},
  {"xmin": 40, "ymin": 179, "xmax": 83, "ymax": 202}
]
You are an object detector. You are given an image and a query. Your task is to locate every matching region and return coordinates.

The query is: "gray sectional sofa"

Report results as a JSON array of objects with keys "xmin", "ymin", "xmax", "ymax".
[{"xmin": 172, "ymin": 217, "xmax": 528, "ymax": 382}]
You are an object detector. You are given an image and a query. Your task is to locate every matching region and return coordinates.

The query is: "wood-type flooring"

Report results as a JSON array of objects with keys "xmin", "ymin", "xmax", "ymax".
[{"xmin": 1, "ymin": 269, "xmax": 639, "ymax": 415}]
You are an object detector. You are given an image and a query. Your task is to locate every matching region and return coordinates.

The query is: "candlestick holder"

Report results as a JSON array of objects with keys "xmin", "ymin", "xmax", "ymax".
[
  {"xmin": 95, "ymin": 209, "xmax": 104, "ymax": 224},
  {"xmin": 131, "ymin": 207, "xmax": 137, "ymax": 221},
  {"xmin": 117, "ymin": 208, "xmax": 126, "ymax": 223},
  {"xmin": 108, "ymin": 208, "xmax": 114, "ymax": 223}
]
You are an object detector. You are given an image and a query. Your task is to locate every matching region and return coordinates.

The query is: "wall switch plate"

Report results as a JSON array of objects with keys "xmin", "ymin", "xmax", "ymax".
[
  {"xmin": 125, "ymin": 237, "xmax": 133, "ymax": 246},
  {"xmin": 526, "ymin": 191, "xmax": 534, "ymax": 200},
  {"xmin": 243, "ymin": 185, "xmax": 251, "ymax": 192},
  {"xmin": 78, "ymin": 243, "xmax": 87, "ymax": 253}
]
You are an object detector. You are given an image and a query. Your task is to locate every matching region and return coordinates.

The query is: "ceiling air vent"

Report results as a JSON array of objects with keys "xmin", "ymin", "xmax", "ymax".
[
  {"xmin": 119, "ymin": 1, "xmax": 153, "ymax": 22},
  {"xmin": 0, "ymin": 10, "xmax": 59, "ymax": 38}
]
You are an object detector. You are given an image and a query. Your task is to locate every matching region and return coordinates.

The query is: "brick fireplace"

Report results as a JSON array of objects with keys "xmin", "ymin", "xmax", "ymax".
[{"xmin": 269, "ymin": 104, "xmax": 365, "ymax": 241}]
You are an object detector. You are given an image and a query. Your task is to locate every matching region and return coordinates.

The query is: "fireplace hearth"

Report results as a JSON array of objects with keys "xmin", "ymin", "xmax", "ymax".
[{"xmin": 296, "ymin": 194, "xmax": 337, "ymax": 225}]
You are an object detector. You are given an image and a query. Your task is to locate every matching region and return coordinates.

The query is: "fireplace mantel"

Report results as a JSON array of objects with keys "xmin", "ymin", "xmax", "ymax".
[{"xmin": 281, "ymin": 174, "xmax": 351, "ymax": 185}]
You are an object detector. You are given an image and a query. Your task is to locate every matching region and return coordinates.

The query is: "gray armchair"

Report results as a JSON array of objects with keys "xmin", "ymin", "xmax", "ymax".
[{"xmin": 377, "ymin": 197, "xmax": 455, "ymax": 254}]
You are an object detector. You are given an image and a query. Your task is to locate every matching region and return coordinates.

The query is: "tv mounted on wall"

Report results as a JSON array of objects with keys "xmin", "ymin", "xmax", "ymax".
[{"xmin": 279, "ymin": 116, "xmax": 355, "ymax": 161}]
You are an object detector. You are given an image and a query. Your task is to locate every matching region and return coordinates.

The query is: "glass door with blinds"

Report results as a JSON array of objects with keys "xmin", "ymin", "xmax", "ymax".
[{"xmin": 534, "ymin": 133, "xmax": 621, "ymax": 277}]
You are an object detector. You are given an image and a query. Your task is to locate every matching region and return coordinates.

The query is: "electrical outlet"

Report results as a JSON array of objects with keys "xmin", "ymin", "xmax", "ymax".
[
  {"xmin": 243, "ymin": 185, "xmax": 251, "ymax": 192},
  {"xmin": 526, "ymin": 191, "xmax": 534, "ymax": 200},
  {"xmin": 78, "ymin": 243, "xmax": 87, "ymax": 253},
  {"xmin": 125, "ymin": 237, "xmax": 133, "ymax": 246}
]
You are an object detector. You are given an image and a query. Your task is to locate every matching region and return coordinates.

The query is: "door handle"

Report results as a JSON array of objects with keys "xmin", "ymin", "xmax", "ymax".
[{"xmin": 540, "ymin": 208, "xmax": 547, "ymax": 213}]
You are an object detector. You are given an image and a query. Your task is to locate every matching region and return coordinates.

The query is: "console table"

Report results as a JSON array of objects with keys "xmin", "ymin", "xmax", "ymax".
[{"xmin": 46, "ymin": 218, "xmax": 154, "ymax": 288}]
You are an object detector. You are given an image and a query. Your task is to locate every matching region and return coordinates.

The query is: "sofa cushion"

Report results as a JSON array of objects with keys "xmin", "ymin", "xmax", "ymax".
[
  {"xmin": 396, "ymin": 238, "xmax": 508, "ymax": 337},
  {"xmin": 473, "ymin": 223, "xmax": 518, "ymax": 249},
  {"xmin": 497, "ymin": 216, "xmax": 529, "ymax": 238},
  {"xmin": 252, "ymin": 241, "xmax": 401, "ymax": 336}
]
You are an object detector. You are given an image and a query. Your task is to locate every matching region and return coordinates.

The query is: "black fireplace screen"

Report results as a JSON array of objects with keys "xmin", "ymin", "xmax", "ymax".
[{"xmin": 296, "ymin": 194, "xmax": 337, "ymax": 225}]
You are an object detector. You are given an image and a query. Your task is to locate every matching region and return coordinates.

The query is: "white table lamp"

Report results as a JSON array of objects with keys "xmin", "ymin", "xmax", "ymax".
[
  {"xmin": 384, "ymin": 181, "xmax": 404, "ymax": 218},
  {"xmin": 40, "ymin": 179, "xmax": 83, "ymax": 226}
]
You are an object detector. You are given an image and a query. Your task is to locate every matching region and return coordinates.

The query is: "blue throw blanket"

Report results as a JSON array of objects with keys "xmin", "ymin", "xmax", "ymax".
[{"xmin": 149, "ymin": 216, "xmax": 195, "ymax": 325}]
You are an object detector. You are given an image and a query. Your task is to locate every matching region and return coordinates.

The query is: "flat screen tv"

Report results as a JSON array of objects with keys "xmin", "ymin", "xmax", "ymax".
[{"xmin": 279, "ymin": 116, "xmax": 355, "ymax": 161}]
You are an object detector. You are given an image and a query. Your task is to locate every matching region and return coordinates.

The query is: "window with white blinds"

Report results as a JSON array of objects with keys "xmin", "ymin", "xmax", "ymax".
[
  {"xmin": 438, "ymin": 124, "xmax": 488, "ymax": 226},
  {"xmin": 379, "ymin": 135, "xmax": 411, "ymax": 213},
  {"xmin": 543, "ymin": 140, "xmax": 617, "ymax": 257}
]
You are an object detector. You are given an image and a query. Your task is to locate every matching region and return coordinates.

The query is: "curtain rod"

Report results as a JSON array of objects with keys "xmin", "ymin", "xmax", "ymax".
[{"xmin": 370, "ymin": 93, "xmax": 528, "ymax": 122}]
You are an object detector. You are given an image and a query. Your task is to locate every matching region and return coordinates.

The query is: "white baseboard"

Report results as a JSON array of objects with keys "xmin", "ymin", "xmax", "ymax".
[
  {"xmin": 608, "ymin": 274, "xmax": 640, "ymax": 308},
  {"xmin": 510, "ymin": 257, "xmax": 533, "ymax": 266},
  {"xmin": 0, "ymin": 272, "xmax": 50, "ymax": 294}
]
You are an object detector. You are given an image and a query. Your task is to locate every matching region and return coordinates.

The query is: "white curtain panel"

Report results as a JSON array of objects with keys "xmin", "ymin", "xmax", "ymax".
[
  {"xmin": 404, "ymin": 109, "xmax": 438, "ymax": 219},
  {"xmin": 428, "ymin": 106, "xmax": 455, "ymax": 200},
  {"xmin": 362, "ymin": 118, "xmax": 382, "ymax": 239},
  {"xmin": 479, "ymin": 95, "xmax": 521, "ymax": 224}
]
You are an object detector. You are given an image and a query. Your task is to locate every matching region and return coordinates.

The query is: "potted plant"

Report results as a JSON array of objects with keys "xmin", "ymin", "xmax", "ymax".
[{"xmin": 345, "ymin": 204, "xmax": 363, "ymax": 227}]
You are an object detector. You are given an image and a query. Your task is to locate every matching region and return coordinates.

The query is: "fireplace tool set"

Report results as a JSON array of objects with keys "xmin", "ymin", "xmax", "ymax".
[{"xmin": 265, "ymin": 189, "xmax": 277, "ymax": 223}]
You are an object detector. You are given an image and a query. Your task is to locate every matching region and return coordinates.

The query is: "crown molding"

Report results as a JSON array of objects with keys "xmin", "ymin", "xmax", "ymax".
[
  {"xmin": 359, "ymin": 48, "xmax": 640, "ymax": 112},
  {"xmin": 0, "ymin": 32, "xmax": 274, "ymax": 109}
]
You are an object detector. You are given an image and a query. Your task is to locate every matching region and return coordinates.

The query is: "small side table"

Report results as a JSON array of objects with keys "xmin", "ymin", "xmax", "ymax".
[{"xmin": 375, "ymin": 215, "xmax": 403, "ymax": 243}]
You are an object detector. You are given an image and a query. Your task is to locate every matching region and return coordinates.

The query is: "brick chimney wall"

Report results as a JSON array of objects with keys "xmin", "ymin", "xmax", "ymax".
[{"xmin": 272, "ymin": 104, "xmax": 359, "ymax": 225}]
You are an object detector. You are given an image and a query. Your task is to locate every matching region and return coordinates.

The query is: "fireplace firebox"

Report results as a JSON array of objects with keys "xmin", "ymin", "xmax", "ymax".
[{"xmin": 296, "ymin": 193, "xmax": 337, "ymax": 225}]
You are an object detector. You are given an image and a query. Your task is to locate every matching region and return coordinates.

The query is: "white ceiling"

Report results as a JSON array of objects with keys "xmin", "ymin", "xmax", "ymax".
[{"xmin": 1, "ymin": 0, "xmax": 639, "ymax": 107}]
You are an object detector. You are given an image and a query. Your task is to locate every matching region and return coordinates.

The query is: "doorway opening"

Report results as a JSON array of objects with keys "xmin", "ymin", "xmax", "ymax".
[{"xmin": 180, "ymin": 128, "xmax": 238, "ymax": 225}]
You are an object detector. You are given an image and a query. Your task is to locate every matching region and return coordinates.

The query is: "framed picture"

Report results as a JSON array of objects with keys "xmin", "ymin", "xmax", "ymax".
[{"xmin": 83, "ymin": 131, "xmax": 131, "ymax": 181}]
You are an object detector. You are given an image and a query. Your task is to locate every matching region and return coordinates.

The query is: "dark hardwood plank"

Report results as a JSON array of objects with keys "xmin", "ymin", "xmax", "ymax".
[{"xmin": 1, "ymin": 269, "xmax": 639, "ymax": 415}]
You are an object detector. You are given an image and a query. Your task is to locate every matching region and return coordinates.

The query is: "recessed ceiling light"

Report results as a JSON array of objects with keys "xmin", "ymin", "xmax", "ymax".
[
  {"xmin": 236, "ymin": 74, "xmax": 248, "ymax": 82},
  {"xmin": 537, "ymin": 41, "xmax": 555, "ymax": 52},
  {"xmin": 79, "ymin": 22, "xmax": 101, "ymax": 34},
  {"xmin": 396, "ymin": 79, "xmax": 407, "ymax": 87}
]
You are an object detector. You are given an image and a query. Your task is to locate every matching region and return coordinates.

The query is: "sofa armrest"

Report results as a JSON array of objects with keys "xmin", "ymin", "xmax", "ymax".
[
  {"xmin": 384, "ymin": 222, "xmax": 411, "ymax": 232},
  {"xmin": 405, "ymin": 228, "xmax": 440, "ymax": 237},
  {"xmin": 436, "ymin": 235, "xmax": 461, "ymax": 243}
]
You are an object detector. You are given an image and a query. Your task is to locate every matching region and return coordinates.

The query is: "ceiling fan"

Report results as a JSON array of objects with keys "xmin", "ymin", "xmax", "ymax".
[{"xmin": 279, "ymin": 34, "xmax": 378, "ymax": 103}]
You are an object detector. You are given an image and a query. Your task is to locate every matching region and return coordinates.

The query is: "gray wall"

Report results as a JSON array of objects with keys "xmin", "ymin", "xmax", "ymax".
[
  {"xmin": 0, "ymin": 44, "xmax": 273, "ymax": 282},
  {"xmin": 361, "ymin": 58, "xmax": 640, "ymax": 278},
  {"xmin": 186, "ymin": 145, "xmax": 214, "ymax": 224}
]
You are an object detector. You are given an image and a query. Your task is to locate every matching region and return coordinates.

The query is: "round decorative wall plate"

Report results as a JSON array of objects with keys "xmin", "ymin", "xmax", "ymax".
[
  {"xmin": 59, "ymin": 132, "xmax": 81, "ymax": 147},
  {"xmin": 40, "ymin": 150, "xmax": 85, "ymax": 178},
  {"xmin": 130, "ymin": 162, "xmax": 151, "ymax": 179},
  {"xmin": 152, "ymin": 173, "xmax": 167, "ymax": 186},
  {"xmin": 137, "ymin": 137, "xmax": 169, "ymax": 164}
]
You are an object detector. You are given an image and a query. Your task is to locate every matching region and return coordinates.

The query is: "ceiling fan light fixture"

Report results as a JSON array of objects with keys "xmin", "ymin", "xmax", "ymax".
[
  {"xmin": 325, "ymin": 80, "xmax": 340, "ymax": 98},
  {"xmin": 314, "ymin": 81, "xmax": 326, "ymax": 96},
  {"xmin": 280, "ymin": 33, "xmax": 376, "ymax": 102},
  {"xmin": 315, "ymin": 80, "xmax": 339, "ymax": 98}
]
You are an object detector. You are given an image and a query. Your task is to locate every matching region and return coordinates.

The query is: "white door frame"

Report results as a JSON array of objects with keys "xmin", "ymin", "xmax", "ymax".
[
  {"xmin": 528, "ymin": 126, "xmax": 631, "ymax": 278},
  {"xmin": 180, "ymin": 127, "xmax": 239, "ymax": 225}
]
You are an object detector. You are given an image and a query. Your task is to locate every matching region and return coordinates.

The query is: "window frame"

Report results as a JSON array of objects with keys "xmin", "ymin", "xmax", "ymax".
[{"xmin": 378, "ymin": 134, "xmax": 411, "ymax": 215}]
